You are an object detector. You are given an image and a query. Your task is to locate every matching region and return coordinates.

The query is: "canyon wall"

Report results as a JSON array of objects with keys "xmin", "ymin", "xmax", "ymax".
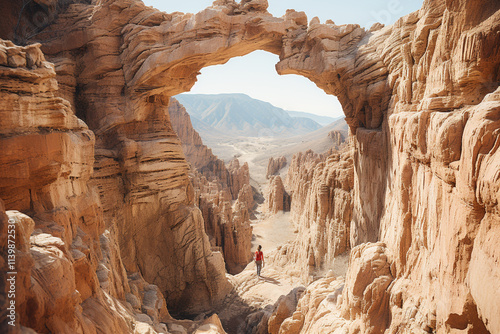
[
  {"xmin": 0, "ymin": 0, "xmax": 499, "ymax": 333},
  {"xmin": 274, "ymin": 0, "xmax": 500, "ymax": 332},
  {"xmin": 0, "ymin": 38, "xmax": 185, "ymax": 334},
  {"xmin": 169, "ymin": 98, "xmax": 253, "ymax": 274},
  {"xmin": 269, "ymin": 148, "xmax": 354, "ymax": 281}
]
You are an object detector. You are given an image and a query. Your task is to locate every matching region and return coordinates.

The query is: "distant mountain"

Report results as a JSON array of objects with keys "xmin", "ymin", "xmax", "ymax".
[
  {"xmin": 284, "ymin": 110, "xmax": 339, "ymax": 126},
  {"xmin": 175, "ymin": 93, "xmax": 323, "ymax": 137}
]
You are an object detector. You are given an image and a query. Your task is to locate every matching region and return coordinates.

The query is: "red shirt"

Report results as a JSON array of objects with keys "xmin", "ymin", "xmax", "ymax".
[{"xmin": 255, "ymin": 251, "xmax": 263, "ymax": 261}]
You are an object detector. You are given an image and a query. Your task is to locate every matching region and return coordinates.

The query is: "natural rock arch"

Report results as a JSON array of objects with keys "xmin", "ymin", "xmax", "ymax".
[{"xmin": 2, "ymin": 0, "xmax": 500, "ymax": 332}]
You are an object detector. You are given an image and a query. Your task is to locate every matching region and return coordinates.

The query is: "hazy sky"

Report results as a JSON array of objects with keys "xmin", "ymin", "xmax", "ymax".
[{"xmin": 142, "ymin": 0, "xmax": 423, "ymax": 117}]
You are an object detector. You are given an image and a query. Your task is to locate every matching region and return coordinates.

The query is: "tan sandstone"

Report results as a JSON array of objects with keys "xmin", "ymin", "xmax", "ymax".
[{"xmin": 266, "ymin": 156, "xmax": 287, "ymax": 179}]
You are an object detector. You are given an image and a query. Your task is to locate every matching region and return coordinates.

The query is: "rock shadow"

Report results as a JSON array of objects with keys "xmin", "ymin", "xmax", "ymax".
[{"xmin": 258, "ymin": 275, "xmax": 281, "ymax": 285}]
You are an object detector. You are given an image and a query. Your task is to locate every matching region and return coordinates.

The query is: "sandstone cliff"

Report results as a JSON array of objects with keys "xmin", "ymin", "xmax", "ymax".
[
  {"xmin": 0, "ymin": 39, "xmax": 228, "ymax": 334},
  {"xmin": 274, "ymin": 0, "xmax": 500, "ymax": 332},
  {"xmin": 12, "ymin": 0, "xmax": 239, "ymax": 318}
]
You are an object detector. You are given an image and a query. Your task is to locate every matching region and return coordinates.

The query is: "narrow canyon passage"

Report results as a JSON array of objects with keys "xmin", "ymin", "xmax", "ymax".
[{"xmin": 169, "ymin": 99, "xmax": 306, "ymax": 327}]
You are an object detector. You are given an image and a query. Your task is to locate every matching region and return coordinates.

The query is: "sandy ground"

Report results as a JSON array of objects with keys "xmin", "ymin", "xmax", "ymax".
[
  {"xmin": 217, "ymin": 201, "xmax": 304, "ymax": 333},
  {"xmin": 215, "ymin": 137, "xmax": 281, "ymax": 184},
  {"xmin": 251, "ymin": 212, "xmax": 297, "ymax": 254}
]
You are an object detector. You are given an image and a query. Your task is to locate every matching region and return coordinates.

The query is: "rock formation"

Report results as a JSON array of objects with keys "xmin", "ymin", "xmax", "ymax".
[
  {"xmin": 189, "ymin": 170, "xmax": 254, "ymax": 275},
  {"xmin": 265, "ymin": 176, "xmax": 291, "ymax": 214},
  {"xmin": 169, "ymin": 98, "xmax": 254, "ymax": 274},
  {"xmin": 265, "ymin": 243, "xmax": 392, "ymax": 334},
  {"xmin": 0, "ymin": 40, "xmax": 226, "ymax": 333},
  {"xmin": 0, "ymin": 0, "xmax": 499, "ymax": 332},
  {"xmin": 327, "ymin": 130, "xmax": 346, "ymax": 149},
  {"xmin": 267, "ymin": 148, "xmax": 354, "ymax": 281},
  {"xmin": 266, "ymin": 156, "xmax": 287, "ymax": 179},
  {"xmin": 274, "ymin": 1, "xmax": 500, "ymax": 332},
  {"xmin": 267, "ymin": 287, "xmax": 306, "ymax": 334}
]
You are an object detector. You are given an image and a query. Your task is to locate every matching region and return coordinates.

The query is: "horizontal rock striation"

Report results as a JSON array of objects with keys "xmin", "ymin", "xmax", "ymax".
[{"xmin": 0, "ymin": 40, "xmax": 175, "ymax": 334}]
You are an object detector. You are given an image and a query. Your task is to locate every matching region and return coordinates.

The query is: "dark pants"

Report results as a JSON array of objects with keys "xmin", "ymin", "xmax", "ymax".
[{"xmin": 256, "ymin": 260, "xmax": 262, "ymax": 276}]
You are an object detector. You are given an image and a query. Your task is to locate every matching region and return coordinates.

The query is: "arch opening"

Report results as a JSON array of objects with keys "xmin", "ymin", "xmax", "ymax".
[{"xmin": 173, "ymin": 50, "xmax": 348, "ymax": 179}]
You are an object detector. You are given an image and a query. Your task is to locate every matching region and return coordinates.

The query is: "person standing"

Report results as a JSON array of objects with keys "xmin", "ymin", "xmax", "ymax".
[{"xmin": 255, "ymin": 245, "xmax": 264, "ymax": 277}]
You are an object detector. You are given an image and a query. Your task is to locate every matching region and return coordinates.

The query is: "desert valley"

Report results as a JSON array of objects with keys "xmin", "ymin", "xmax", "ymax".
[{"xmin": 1, "ymin": 0, "xmax": 499, "ymax": 334}]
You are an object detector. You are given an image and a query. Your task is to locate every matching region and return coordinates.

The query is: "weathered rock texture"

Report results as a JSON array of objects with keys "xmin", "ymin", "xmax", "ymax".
[
  {"xmin": 0, "ymin": 0, "xmax": 499, "ymax": 332},
  {"xmin": 274, "ymin": 0, "xmax": 500, "ymax": 332},
  {"xmin": 169, "ymin": 98, "xmax": 254, "ymax": 274},
  {"xmin": 0, "ymin": 40, "xmax": 228, "ymax": 334},
  {"xmin": 269, "ymin": 148, "xmax": 354, "ymax": 281},
  {"xmin": 266, "ymin": 156, "xmax": 287, "ymax": 179},
  {"xmin": 10, "ymin": 0, "xmax": 241, "ymax": 318},
  {"xmin": 265, "ymin": 176, "xmax": 291, "ymax": 214},
  {"xmin": 267, "ymin": 243, "xmax": 391, "ymax": 334},
  {"xmin": 192, "ymin": 172, "xmax": 253, "ymax": 274}
]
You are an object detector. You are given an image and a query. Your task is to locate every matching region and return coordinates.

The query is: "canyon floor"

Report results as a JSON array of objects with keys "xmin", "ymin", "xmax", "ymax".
[
  {"xmin": 218, "ymin": 212, "xmax": 303, "ymax": 333},
  {"xmin": 200, "ymin": 118, "xmax": 347, "ymax": 184}
]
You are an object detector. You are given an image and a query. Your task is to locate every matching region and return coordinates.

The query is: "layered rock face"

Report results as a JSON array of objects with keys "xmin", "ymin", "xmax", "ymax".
[
  {"xmin": 169, "ymin": 99, "xmax": 253, "ymax": 274},
  {"xmin": 275, "ymin": 0, "xmax": 500, "ymax": 332},
  {"xmin": 266, "ymin": 156, "xmax": 287, "ymax": 179},
  {"xmin": 16, "ymin": 0, "xmax": 243, "ymax": 317},
  {"xmin": 0, "ymin": 39, "xmax": 174, "ymax": 334}
]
